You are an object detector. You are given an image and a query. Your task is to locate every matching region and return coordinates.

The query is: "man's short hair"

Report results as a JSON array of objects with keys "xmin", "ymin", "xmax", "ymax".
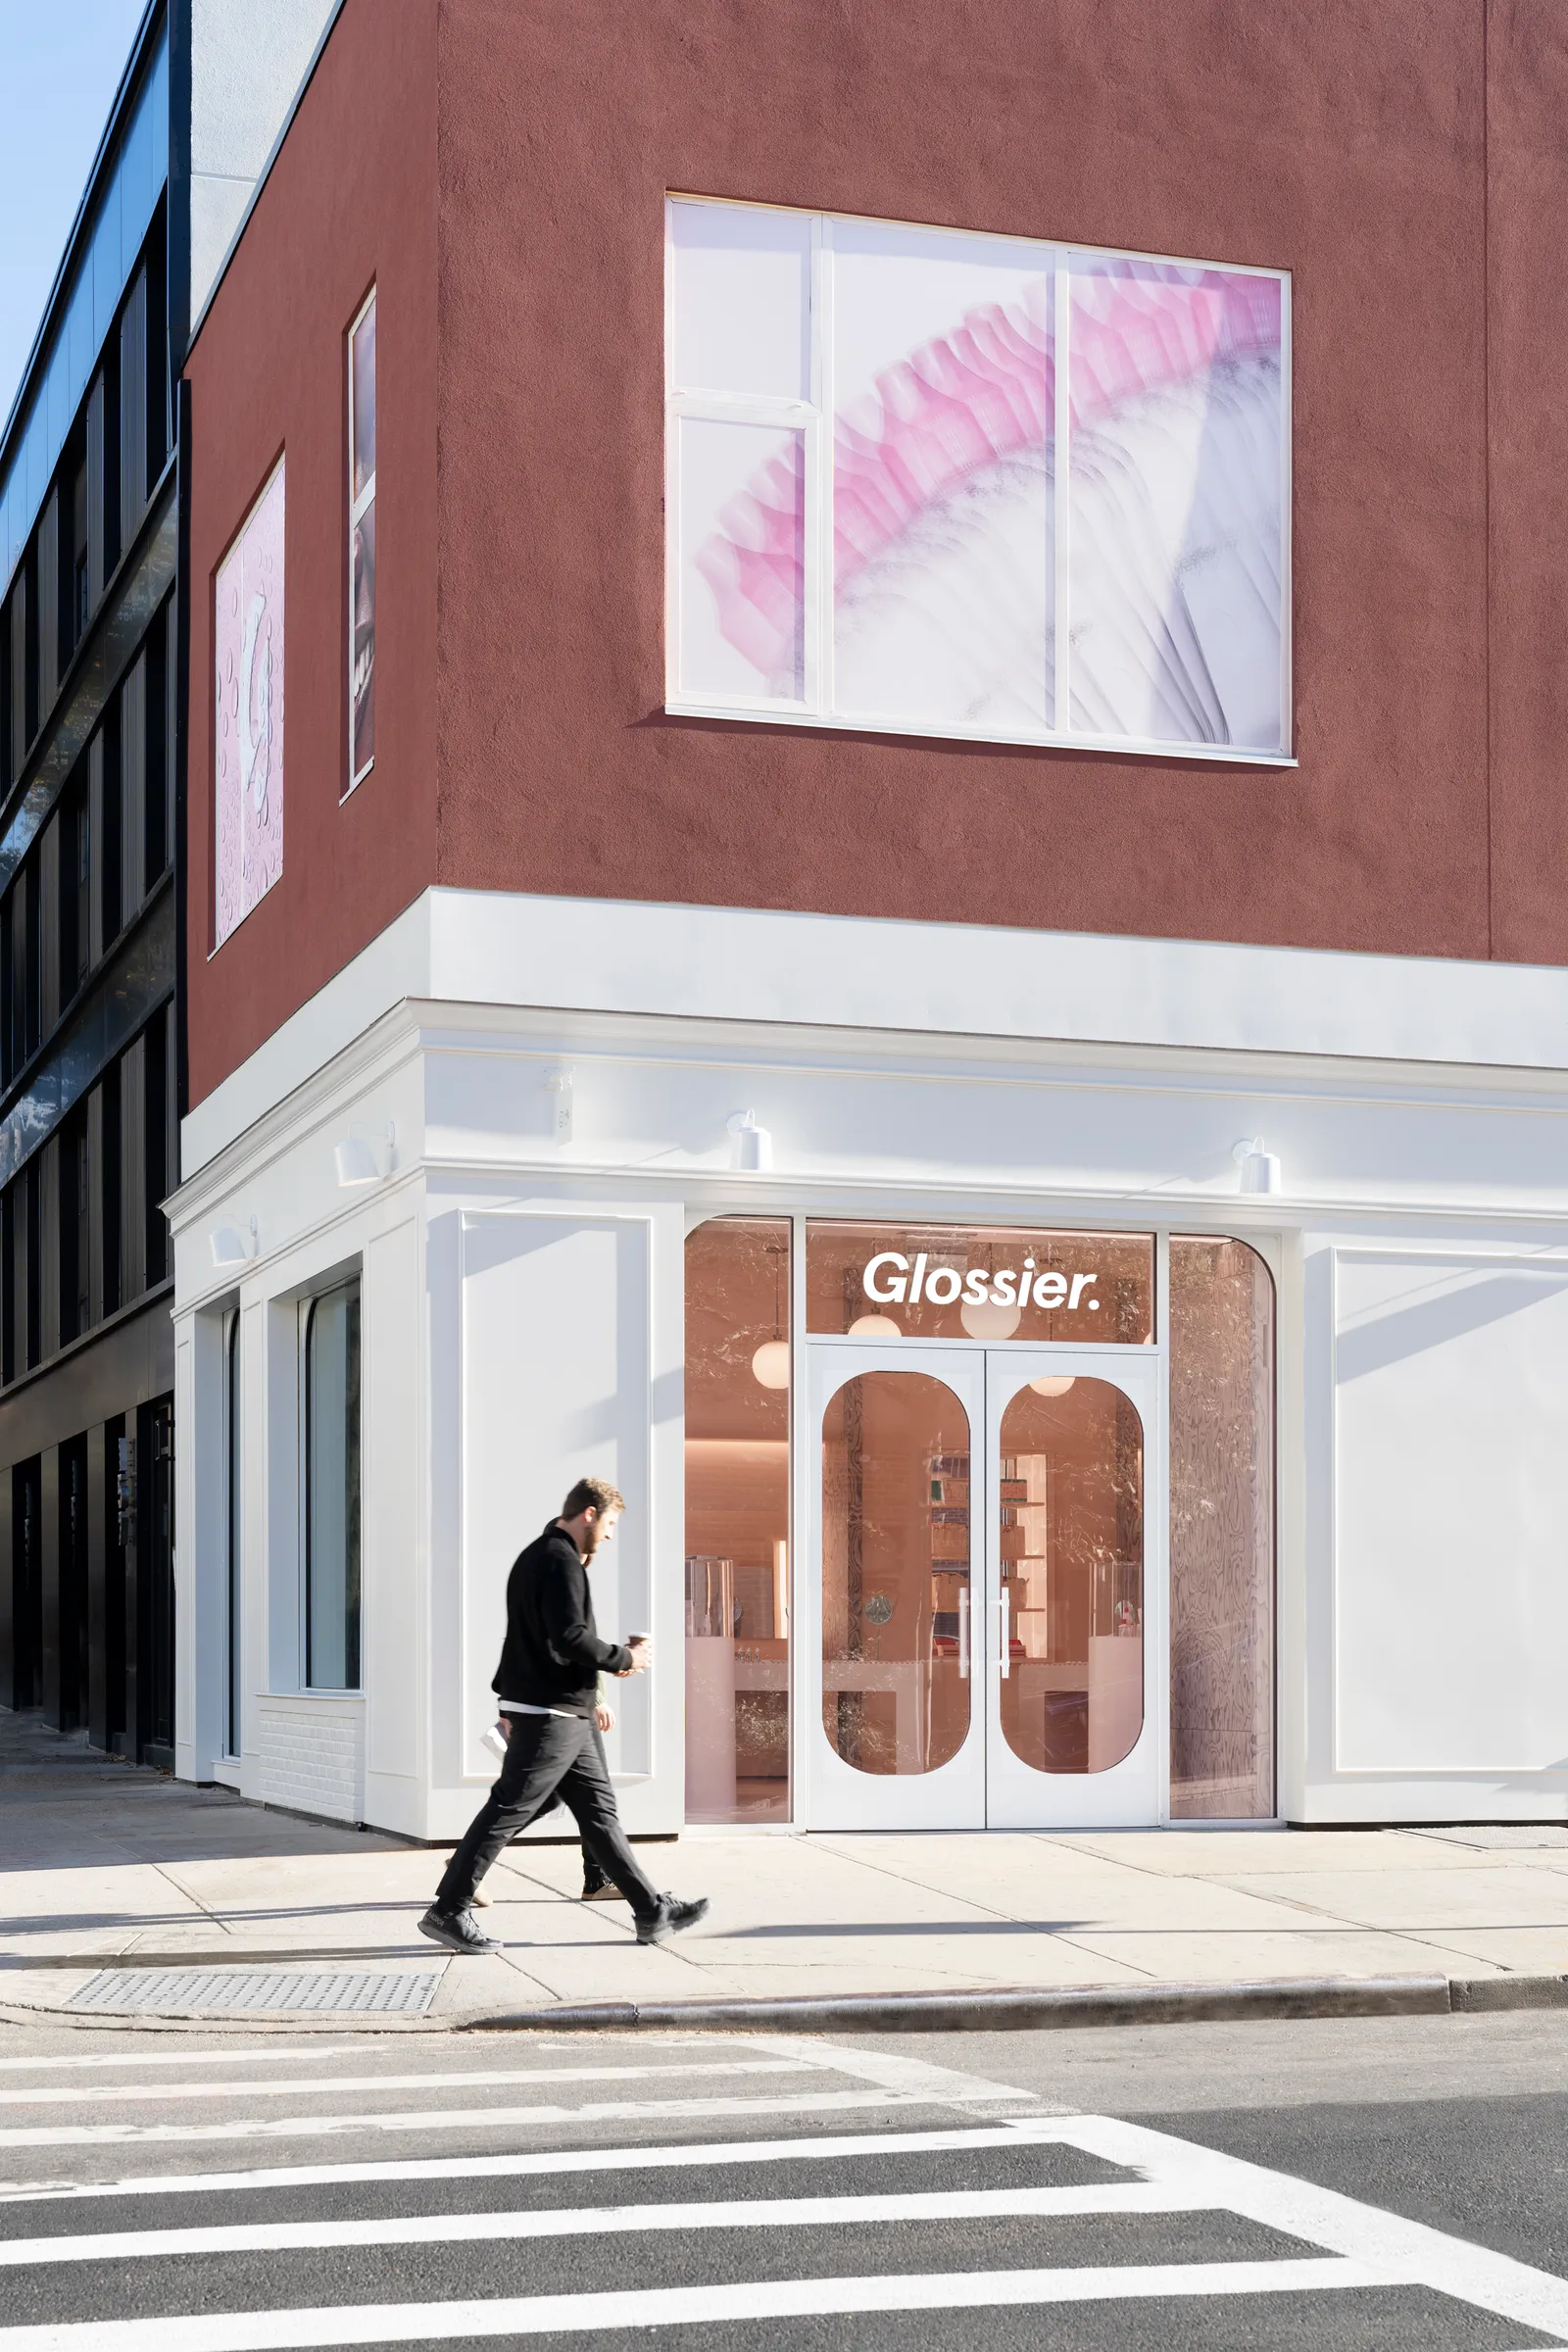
[{"xmin": 562, "ymin": 1474, "xmax": 625, "ymax": 1521}]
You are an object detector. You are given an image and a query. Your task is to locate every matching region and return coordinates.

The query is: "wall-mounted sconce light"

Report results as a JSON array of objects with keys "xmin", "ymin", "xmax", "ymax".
[
  {"xmin": 335, "ymin": 1122, "xmax": 396, "ymax": 1189},
  {"xmin": 1233, "ymin": 1135, "xmax": 1283, "ymax": 1196},
  {"xmin": 545, "ymin": 1068, "xmax": 575, "ymax": 1144},
  {"xmin": 727, "ymin": 1108, "xmax": 772, "ymax": 1171},
  {"xmin": 210, "ymin": 1215, "xmax": 259, "ymax": 1268}
]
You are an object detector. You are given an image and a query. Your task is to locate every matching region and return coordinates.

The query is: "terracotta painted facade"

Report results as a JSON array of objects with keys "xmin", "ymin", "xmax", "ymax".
[{"xmin": 182, "ymin": 0, "xmax": 1568, "ymax": 1107}]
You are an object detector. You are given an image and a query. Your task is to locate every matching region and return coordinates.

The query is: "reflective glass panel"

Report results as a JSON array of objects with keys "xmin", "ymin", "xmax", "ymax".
[
  {"xmin": 1169, "ymin": 1237, "xmax": 1275, "ymax": 1818},
  {"xmin": 684, "ymin": 1218, "xmax": 791, "ymax": 1823},
  {"xmin": 807, "ymin": 1222, "xmax": 1152, "ymax": 1346},
  {"xmin": 997, "ymin": 1376, "xmax": 1143, "ymax": 1774},
  {"xmin": 670, "ymin": 200, "xmax": 811, "ymax": 400},
  {"xmin": 677, "ymin": 417, "xmax": 806, "ymax": 701},
  {"xmin": 305, "ymin": 1282, "xmax": 361, "ymax": 1690},
  {"xmin": 821, "ymin": 1371, "xmax": 970, "ymax": 1776},
  {"xmin": 832, "ymin": 219, "xmax": 1054, "ymax": 731},
  {"xmin": 1068, "ymin": 257, "xmax": 1285, "ymax": 752}
]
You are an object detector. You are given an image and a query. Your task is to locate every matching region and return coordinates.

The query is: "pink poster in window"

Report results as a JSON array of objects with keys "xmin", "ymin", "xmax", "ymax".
[{"xmin": 215, "ymin": 459, "xmax": 285, "ymax": 946}]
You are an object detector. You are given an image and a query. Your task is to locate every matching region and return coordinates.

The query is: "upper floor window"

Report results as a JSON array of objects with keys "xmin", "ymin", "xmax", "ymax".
[
  {"xmin": 665, "ymin": 199, "xmax": 1290, "ymax": 763},
  {"xmin": 214, "ymin": 458, "xmax": 285, "ymax": 947},
  {"xmin": 347, "ymin": 289, "xmax": 376, "ymax": 794}
]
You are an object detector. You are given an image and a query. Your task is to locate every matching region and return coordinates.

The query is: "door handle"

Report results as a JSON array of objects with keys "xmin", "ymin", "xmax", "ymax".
[
  {"xmin": 957, "ymin": 1588, "xmax": 969, "ymax": 1681},
  {"xmin": 999, "ymin": 1585, "xmax": 1010, "ymax": 1679}
]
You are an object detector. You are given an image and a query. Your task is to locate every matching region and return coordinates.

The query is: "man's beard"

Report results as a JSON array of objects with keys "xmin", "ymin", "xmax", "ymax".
[{"xmin": 581, "ymin": 1521, "xmax": 604, "ymax": 1557}]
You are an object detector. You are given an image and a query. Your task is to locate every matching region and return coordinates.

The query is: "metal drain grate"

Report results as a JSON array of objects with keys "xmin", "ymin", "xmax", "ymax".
[
  {"xmin": 69, "ymin": 1966, "xmax": 448, "ymax": 2016},
  {"xmin": 1405, "ymin": 1824, "xmax": 1568, "ymax": 1851}
]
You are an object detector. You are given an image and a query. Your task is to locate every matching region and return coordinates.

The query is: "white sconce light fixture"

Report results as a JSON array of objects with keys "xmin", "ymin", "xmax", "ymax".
[
  {"xmin": 1233, "ymin": 1136, "xmax": 1283, "ymax": 1196},
  {"xmin": 210, "ymin": 1215, "xmax": 259, "ymax": 1269},
  {"xmin": 727, "ymin": 1108, "xmax": 772, "ymax": 1171},
  {"xmin": 545, "ymin": 1068, "xmax": 574, "ymax": 1143},
  {"xmin": 335, "ymin": 1121, "xmax": 396, "ymax": 1189}
]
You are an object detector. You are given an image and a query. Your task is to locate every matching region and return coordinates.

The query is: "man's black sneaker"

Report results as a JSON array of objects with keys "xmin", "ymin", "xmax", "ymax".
[
  {"xmin": 636, "ymin": 1894, "xmax": 710, "ymax": 1945},
  {"xmin": 417, "ymin": 1904, "xmax": 499, "ymax": 1954}
]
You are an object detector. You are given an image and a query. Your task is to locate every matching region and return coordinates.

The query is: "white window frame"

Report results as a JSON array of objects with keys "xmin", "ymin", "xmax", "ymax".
[
  {"xmin": 345, "ymin": 286, "xmax": 376, "ymax": 798},
  {"xmin": 222, "ymin": 1304, "xmax": 241, "ymax": 1756},
  {"xmin": 664, "ymin": 196, "xmax": 1294, "ymax": 767},
  {"xmin": 299, "ymin": 1274, "xmax": 363, "ymax": 1694}
]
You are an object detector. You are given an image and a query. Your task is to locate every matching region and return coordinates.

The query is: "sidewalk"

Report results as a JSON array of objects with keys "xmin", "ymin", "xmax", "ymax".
[{"xmin": 6, "ymin": 1708, "xmax": 1568, "ymax": 2030}]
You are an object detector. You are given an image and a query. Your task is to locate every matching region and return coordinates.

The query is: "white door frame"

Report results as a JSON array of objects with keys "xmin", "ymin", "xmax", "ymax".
[
  {"xmin": 800, "ymin": 1343, "xmax": 988, "ymax": 1831},
  {"xmin": 982, "ymin": 1346, "xmax": 1165, "ymax": 1829},
  {"xmin": 798, "ymin": 1337, "xmax": 1166, "ymax": 1831}
]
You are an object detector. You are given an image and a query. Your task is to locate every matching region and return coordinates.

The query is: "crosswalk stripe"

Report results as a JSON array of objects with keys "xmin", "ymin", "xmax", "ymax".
[
  {"xmin": 0, "ymin": 2259, "xmax": 1387, "ymax": 2348},
  {"xmin": 0, "ymin": 2117, "xmax": 1074, "ymax": 2208},
  {"xmin": 1069, "ymin": 2117, "xmax": 1568, "ymax": 2341},
  {"xmin": 0, "ymin": 2049, "xmax": 368, "ymax": 2077},
  {"xmin": 0, "ymin": 2084, "xmax": 1018, "ymax": 2152},
  {"xmin": 0, "ymin": 2059, "xmax": 810, "ymax": 2110},
  {"xmin": 0, "ymin": 2180, "xmax": 1214, "ymax": 2266}
]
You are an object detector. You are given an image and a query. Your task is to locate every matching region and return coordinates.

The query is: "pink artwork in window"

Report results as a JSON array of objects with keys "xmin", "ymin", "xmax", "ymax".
[{"xmin": 215, "ymin": 460, "xmax": 285, "ymax": 946}]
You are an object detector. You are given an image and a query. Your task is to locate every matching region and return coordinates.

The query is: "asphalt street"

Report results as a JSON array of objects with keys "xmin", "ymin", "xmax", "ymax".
[{"xmin": 0, "ymin": 2009, "xmax": 1564, "ymax": 2348}]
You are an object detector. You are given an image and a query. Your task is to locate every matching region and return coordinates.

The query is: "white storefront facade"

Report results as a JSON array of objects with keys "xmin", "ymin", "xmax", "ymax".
[{"xmin": 169, "ymin": 886, "xmax": 1568, "ymax": 1839}]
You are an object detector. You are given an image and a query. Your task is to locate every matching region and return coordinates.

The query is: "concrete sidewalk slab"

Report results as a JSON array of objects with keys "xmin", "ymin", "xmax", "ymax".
[{"xmin": 5, "ymin": 1708, "xmax": 1568, "ymax": 2033}]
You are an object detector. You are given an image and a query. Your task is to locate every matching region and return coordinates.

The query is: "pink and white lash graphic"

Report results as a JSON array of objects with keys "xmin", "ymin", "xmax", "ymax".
[
  {"xmin": 214, "ymin": 459, "xmax": 285, "ymax": 947},
  {"xmin": 669, "ymin": 205, "xmax": 1287, "ymax": 756}
]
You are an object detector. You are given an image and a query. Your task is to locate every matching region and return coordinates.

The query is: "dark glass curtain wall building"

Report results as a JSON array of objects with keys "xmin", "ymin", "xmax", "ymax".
[
  {"xmin": 0, "ymin": 10, "xmax": 180, "ymax": 1764},
  {"xmin": 0, "ymin": 0, "xmax": 342, "ymax": 1763}
]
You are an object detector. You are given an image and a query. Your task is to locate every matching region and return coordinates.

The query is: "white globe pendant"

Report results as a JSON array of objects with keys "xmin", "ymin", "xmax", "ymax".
[
  {"xmin": 751, "ymin": 1339, "xmax": 791, "ymax": 1390},
  {"xmin": 1029, "ymin": 1374, "xmax": 1076, "ymax": 1398},
  {"xmin": 960, "ymin": 1298, "xmax": 1022, "ymax": 1341},
  {"xmin": 848, "ymin": 1313, "xmax": 902, "ymax": 1339}
]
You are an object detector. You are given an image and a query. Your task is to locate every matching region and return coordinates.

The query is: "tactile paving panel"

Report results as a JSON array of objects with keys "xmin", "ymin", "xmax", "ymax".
[{"xmin": 68, "ymin": 1965, "xmax": 447, "ymax": 2014}]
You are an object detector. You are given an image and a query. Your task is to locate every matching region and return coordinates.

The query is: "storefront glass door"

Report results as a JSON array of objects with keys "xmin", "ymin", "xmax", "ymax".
[
  {"xmin": 804, "ymin": 1342, "xmax": 1159, "ymax": 1830},
  {"xmin": 984, "ymin": 1349, "xmax": 1159, "ymax": 1829}
]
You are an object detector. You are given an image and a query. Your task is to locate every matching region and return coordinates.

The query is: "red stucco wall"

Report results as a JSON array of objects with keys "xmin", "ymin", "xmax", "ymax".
[
  {"xmin": 184, "ymin": 0, "xmax": 1568, "ymax": 1105},
  {"xmin": 183, "ymin": 0, "xmax": 438, "ymax": 1103}
]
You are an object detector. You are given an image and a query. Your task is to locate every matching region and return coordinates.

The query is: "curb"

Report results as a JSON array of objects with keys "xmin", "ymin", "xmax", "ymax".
[{"xmin": 465, "ymin": 1972, "xmax": 1568, "ymax": 2035}]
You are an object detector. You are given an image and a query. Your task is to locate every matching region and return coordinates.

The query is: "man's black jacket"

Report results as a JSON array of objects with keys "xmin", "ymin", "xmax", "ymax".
[{"xmin": 491, "ymin": 1523, "xmax": 631, "ymax": 1717}]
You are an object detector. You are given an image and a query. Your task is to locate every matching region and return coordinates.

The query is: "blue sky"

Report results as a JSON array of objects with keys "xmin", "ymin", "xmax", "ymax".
[{"xmin": 0, "ymin": 0, "xmax": 149, "ymax": 431}]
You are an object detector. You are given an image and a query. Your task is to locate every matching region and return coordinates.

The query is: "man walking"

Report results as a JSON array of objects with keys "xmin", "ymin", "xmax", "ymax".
[{"xmin": 419, "ymin": 1476, "xmax": 708, "ymax": 1953}]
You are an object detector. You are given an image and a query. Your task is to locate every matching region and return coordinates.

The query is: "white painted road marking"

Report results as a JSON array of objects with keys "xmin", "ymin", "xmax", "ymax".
[
  {"xmin": 0, "ymin": 2180, "xmax": 1215, "ymax": 2267},
  {"xmin": 0, "ymin": 2259, "xmax": 1387, "ymax": 2348},
  {"xmin": 1068, "ymin": 2116, "xmax": 1568, "ymax": 2343},
  {"xmin": 0, "ymin": 2117, "xmax": 1073, "ymax": 2207},
  {"xmin": 0, "ymin": 2084, "xmax": 1021, "ymax": 2151},
  {"xmin": 0, "ymin": 2059, "xmax": 811, "ymax": 2109}
]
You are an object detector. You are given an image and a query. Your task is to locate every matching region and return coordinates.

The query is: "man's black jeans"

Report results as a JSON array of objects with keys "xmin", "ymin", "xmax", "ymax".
[{"xmin": 434, "ymin": 1711, "xmax": 662, "ymax": 1922}]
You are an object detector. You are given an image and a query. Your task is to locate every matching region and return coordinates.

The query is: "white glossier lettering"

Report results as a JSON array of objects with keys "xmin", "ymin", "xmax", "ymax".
[
  {"xmin": 961, "ymin": 1269, "xmax": 990, "ymax": 1305},
  {"xmin": 924, "ymin": 1266, "xmax": 960, "ymax": 1305},
  {"xmin": 862, "ymin": 1251, "xmax": 909, "ymax": 1304},
  {"xmin": 991, "ymin": 1269, "xmax": 1017, "ymax": 1306},
  {"xmin": 1034, "ymin": 1271, "xmax": 1067, "ymax": 1308},
  {"xmin": 1068, "ymin": 1273, "xmax": 1097, "ymax": 1308}
]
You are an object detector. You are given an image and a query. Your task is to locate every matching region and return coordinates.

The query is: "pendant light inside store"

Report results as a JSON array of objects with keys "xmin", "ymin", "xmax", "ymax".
[
  {"xmin": 960, "ymin": 1245, "xmax": 1021, "ymax": 1339},
  {"xmin": 751, "ymin": 1243, "xmax": 791, "ymax": 1388}
]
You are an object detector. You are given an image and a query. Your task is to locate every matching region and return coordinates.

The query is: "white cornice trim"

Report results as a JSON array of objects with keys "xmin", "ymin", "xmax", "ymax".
[{"xmin": 182, "ymin": 886, "xmax": 1568, "ymax": 1177}]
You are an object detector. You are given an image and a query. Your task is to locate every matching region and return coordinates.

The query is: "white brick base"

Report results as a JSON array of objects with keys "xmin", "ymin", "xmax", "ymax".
[{"xmin": 257, "ymin": 1697, "xmax": 365, "ymax": 1822}]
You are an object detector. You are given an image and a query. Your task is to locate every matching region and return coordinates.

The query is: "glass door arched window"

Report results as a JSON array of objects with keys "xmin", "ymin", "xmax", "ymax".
[
  {"xmin": 995, "ymin": 1375, "xmax": 1145, "ymax": 1778},
  {"xmin": 821, "ymin": 1369, "xmax": 972, "ymax": 1778}
]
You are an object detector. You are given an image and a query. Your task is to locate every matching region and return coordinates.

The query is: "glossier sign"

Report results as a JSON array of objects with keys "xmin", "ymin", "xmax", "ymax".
[{"xmin": 862, "ymin": 1251, "xmax": 1102, "ymax": 1313}]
